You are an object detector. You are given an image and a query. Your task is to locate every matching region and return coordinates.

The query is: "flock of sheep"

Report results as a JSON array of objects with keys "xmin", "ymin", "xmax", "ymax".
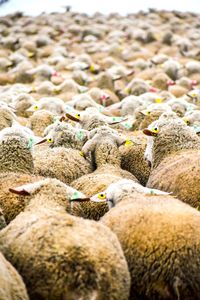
[{"xmin": 0, "ymin": 7, "xmax": 200, "ymax": 300}]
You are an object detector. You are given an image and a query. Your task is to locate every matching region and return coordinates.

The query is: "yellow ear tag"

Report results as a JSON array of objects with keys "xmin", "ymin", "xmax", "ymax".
[
  {"xmin": 53, "ymin": 89, "xmax": 60, "ymax": 95},
  {"xmin": 28, "ymin": 52, "xmax": 34, "ymax": 58},
  {"xmin": 89, "ymin": 65, "xmax": 95, "ymax": 72},
  {"xmin": 155, "ymin": 98, "xmax": 162, "ymax": 103},
  {"xmin": 80, "ymin": 151, "xmax": 86, "ymax": 158},
  {"xmin": 191, "ymin": 93, "xmax": 197, "ymax": 98},
  {"xmin": 34, "ymin": 105, "xmax": 39, "ymax": 110},
  {"xmin": 125, "ymin": 139, "xmax": 133, "ymax": 146},
  {"xmin": 125, "ymin": 87, "xmax": 130, "ymax": 94},
  {"xmin": 75, "ymin": 113, "xmax": 81, "ymax": 119}
]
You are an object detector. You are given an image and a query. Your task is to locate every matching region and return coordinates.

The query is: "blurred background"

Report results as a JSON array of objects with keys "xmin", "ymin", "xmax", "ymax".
[{"xmin": 0, "ymin": 0, "xmax": 200, "ymax": 16}]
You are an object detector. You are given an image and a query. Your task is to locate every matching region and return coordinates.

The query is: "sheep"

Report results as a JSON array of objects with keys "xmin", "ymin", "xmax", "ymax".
[
  {"xmin": 12, "ymin": 93, "xmax": 35, "ymax": 118},
  {"xmin": 33, "ymin": 145, "xmax": 93, "ymax": 185},
  {"xmin": 0, "ymin": 178, "xmax": 130, "ymax": 300},
  {"xmin": 151, "ymin": 72, "xmax": 171, "ymax": 90},
  {"xmin": 0, "ymin": 126, "xmax": 46, "ymax": 223},
  {"xmin": 71, "ymin": 128, "xmax": 138, "ymax": 220},
  {"xmin": 125, "ymin": 78, "xmax": 150, "ymax": 96},
  {"xmin": 186, "ymin": 88, "xmax": 200, "ymax": 105},
  {"xmin": 41, "ymin": 121, "xmax": 89, "ymax": 150},
  {"xmin": 65, "ymin": 108, "xmax": 109, "ymax": 130},
  {"xmin": 26, "ymin": 109, "xmax": 55, "ymax": 136},
  {"xmin": 105, "ymin": 95, "xmax": 144, "ymax": 117},
  {"xmin": 119, "ymin": 133, "xmax": 151, "ymax": 185},
  {"xmin": 0, "ymin": 252, "xmax": 29, "ymax": 300},
  {"xmin": 66, "ymin": 93, "xmax": 102, "ymax": 111},
  {"xmin": 132, "ymin": 103, "xmax": 171, "ymax": 131},
  {"xmin": 162, "ymin": 59, "xmax": 181, "ymax": 80},
  {"xmin": 0, "ymin": 106, "xmax": 18, "ymax": 131},
  {"xmin": 0, "ymin": 126, "xmax": 34, "ymax": 174},
  {"xmin": 56, "ymin": 78, "xmax": 88, "ymax": 94},
  {"xmin": 64, "ymin": 106, "xmax": 127, "ymax": 131},
  {"xmin": 183, "ymin": 110, "xmax": 200, "ymax": 133},
  {"xmin": 91, "ymin": 179, "xmax": 200, "ymax": 300},
  {"xmin": 143, "ymin": 114, "xmax": 200, "ymax": 207},
  {"xmin": 0, "ymin": 172, "xmax": 43, "ymax": 224},
  {"xmin": 27, "ymin": 97, "xmax": 66, "ymax": 115}
]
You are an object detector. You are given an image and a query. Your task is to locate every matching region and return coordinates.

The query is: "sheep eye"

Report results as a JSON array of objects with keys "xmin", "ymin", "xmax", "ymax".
[
  {"xmin": 152, "ymin": 127, "xmax": 158, "ymax": 133},
  {"xmin": 34, "ymin": 105, "xmax": 39, "ymax": 110},
  {"xmin": 47, "ymin": 138, "xmax": 53, "ymax": 143},
  {"xmin": 75, "ymin": 113, "xmax": 81, "ymax": 118},
  {"xmin": 98, "ymin": 193, "xmax": 106, "ymax": 200},
  {"xmin": 183, "ymin": 118, "xmax": 190, "ymax": 125}
]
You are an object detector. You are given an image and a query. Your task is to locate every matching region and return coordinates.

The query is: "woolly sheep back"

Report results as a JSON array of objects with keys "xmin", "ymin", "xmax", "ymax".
[
  {"xmin": 102, "ymin": 191, "xmax": 200, "ymax": 300},
  {"xmin": 0, "ymin": 252, "xmax": 29, "ymax": 300},
  {"xmin": 33, "ymin": 147, "xmax": 93, "ymax": 184},
  {"xmin": 0, "ymin": 179, "xmax": 130, "ymax": 300}
]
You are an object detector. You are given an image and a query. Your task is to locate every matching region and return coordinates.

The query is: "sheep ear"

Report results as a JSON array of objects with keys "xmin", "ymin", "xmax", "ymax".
[
  {"xmin": 9, "ymin": 187, "xmax": 31, "ymax": 196},
  {"xmin": 34, "ymin": 138, "xmax": 47, "ymax": 145},
  {"xmin": 65, "ymin": 113, "xmax": 80, "ymax": 122},
  {"xmin": 109, "ymin": 117, "xmax": 128, "ymax": 125},
  {"xmin": 59, "ymin": 116, "xmax": 66, "ymax": 122},
  {"xmin": 115, "ymin": 136, "xmax": 126, "ymax": 146},
  {"xmin": 70, "ymin": 198, "xmax": 91, "ymax": 202},
  {"xmin": 9, "ymin": 181, "xmax": 45, "ymax": 196},
  {"xmin": 143, "ymin": 129, "xmax": 158, "ymax": 137}
]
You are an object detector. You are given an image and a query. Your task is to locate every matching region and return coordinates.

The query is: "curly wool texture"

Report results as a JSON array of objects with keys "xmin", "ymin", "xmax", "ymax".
[
  {"xmin": 0, "ymin": 181, "xmax": 130, "ymax": 300},
  {"xmin": 33, "ymin": 147, "xmax": 93, "ymax": 184},
  {"xmin": 44, "ymin": 123, "xmax": 88, "ymax": 150},
  {"xmin": 0, "ymin": 252, "xmax": 29, "ymax": 300},
  {"xmin": 79, "ymin": 115, "xmax": 108, "ymax": 131},
  {"xmin": 147, "ymin": 149, "xmax": 200, "ymax": 208},
  {"xmin": 102, "ymin": 193, "xmax": 200, "ymax": 300},
  {"xmin": 0, "ymin": 172, "xmax": 43, "ymax": 224},
  {"xmin": 27, "ymin": 110, "xmax": 54, "ymax": 136},
  {"xmin": 0, "ymin": 136, "xmax": 34, "ymax": 174},
  {"xmin": 0, "ymin": 209, "xmax": 6, "ymax": 230},
  {"xmin": 119, "ymin": 136, "xmax": 151, "ymax": 186},
  {"xmin": 71, "ymin": 166, "xmax": 137, "ymax": 220},
  {"xmin": 150, "ymin": 122, "xmax": 200, "ymax": 169},
  {"xmin": 0, "ymin": 108, "xmax": 16, "ymax": 131},
  {"xmin": 14, "ymin": 94, "xmax": 35, "ymax": 118},
  {"xmin": 71, "ymin": 133, "xmax": 137, "ymax": 220}
]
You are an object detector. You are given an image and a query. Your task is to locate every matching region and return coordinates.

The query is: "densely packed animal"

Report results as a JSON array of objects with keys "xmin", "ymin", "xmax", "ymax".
[{"xmin": 0, "ymin": 7, "xmax": 200, "ymax": 300}]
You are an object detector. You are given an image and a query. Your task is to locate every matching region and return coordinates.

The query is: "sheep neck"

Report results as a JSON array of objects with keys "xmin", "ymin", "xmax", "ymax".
[
  {"xmin": 94, "ymin": 142, "xmax": 121, "ymax": 168},
  {"xmin": 27, "ymin": 196, "xmax": 66, "ymax": 212},
  {"xmin": 152, "ymin": 126, "xmax": 200, "ymax": 168}
]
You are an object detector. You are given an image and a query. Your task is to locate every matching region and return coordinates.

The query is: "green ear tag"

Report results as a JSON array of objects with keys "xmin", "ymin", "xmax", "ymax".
[
  {"xmin": 123, "ymin": 122, "xmax": 132, "ymax": 129},
  {"xmin": 98, "ymin": 105, "xmax": 104, "ymax": 112},
  {"xmin": 27, "ymin": 137, "xmax": 35, "ymax": 149},
  {"xmin": 76, "ymin": 130, "xmax": 85, "ymax": 141},
  {"xmin": 65, "ymin": 105, "xmax": 72, "ymax": 112},
  {"xmin": 149, "ymin": 190, "xmax": 155, "ymax": 195},
  {"xmin": 193, "ymin": 126, "xmax": 200, "ymax": 133},
  {"xmin": 70, "ymin": 191, "xmax": 81, "ymax": 200},
  {"xmin": 112, "ymin": 117, "xmax": 123, "ymax": 122},
  {"xmin": 187, "ymin": 104, "xmax": 194, "ymax": 111}
]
